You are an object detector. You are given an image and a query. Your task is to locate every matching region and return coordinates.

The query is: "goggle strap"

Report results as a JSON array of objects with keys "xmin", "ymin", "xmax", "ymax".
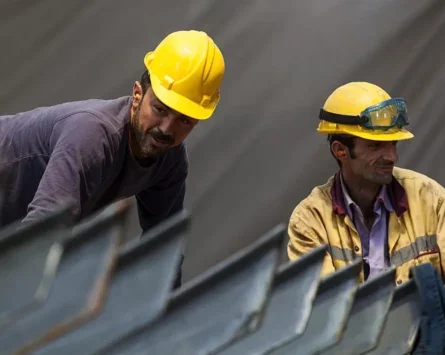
[{"xmin": 319, "ymin": 109, "xmax": 365, "ymax": 125}]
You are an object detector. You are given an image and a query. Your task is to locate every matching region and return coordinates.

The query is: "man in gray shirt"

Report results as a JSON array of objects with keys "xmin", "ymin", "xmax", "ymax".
[{"xmin": 0, "ymin": 30, "xmax": 225, "ymax": 287}]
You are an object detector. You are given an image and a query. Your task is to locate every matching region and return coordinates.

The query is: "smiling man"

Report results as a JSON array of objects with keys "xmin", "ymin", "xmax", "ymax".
[
  {"xmin": 287, "ymin": 82, "xmax": 445, "ymax": 285},
  {"xmin": 0, "ymin": 30, "xmax": 225, "ymax": 286}
]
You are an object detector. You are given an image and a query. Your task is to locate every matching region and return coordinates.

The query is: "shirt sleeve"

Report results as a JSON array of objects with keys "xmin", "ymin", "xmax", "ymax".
[
  {"xmin": 287, "ymin": 212, "xmax": 336, "ymax": 277},
  {"xmin": 21, "ymin": 112, "xmax": 118, "ymax": 225}
]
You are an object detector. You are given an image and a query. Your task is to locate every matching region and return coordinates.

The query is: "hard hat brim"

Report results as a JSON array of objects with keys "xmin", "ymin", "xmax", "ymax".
[
  {"xmin": 150, "ymin": 72, "xmax": 219, "ymax": 120},
  {"xmin": 317, "ymin": 124, "xmax": 414, "ymax": 141}
]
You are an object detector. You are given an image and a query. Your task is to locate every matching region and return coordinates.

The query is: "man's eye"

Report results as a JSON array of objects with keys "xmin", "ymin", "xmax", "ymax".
[
  {"xmin": 154, "ymin": 105, "xmax": 166, "ymax": 114},
  {"xmin": 181, "ymin": 117, "xmax": 192, "ymax": 125}
]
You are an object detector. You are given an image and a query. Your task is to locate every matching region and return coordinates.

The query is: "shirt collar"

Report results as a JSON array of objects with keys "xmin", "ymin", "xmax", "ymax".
[{"xmin": 339, "ymin": 172, "xmax": 394, "ymax": 217}]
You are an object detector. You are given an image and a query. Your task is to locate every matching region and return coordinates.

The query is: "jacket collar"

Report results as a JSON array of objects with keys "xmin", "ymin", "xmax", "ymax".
[{"xmin": 330, "ymin": 170, "xmax": 408, "ymax": 217}]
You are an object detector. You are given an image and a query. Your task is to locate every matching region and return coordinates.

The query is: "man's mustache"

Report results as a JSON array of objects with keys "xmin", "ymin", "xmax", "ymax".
[
  {"xmin": 375, "ymin": 158, "xmax": 395, "ymax": 167},
  {"xmin": 149, "ymin": 129, "xmax": 175, "ymax": 145}
]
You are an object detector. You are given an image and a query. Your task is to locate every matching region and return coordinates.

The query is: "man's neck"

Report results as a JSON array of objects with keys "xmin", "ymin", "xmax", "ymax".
[{"xmin": 341, "ymin": 170, "xmax": 381, "ymax": 218}]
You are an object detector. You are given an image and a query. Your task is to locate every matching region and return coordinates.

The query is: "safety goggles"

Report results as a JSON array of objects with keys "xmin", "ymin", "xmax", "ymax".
[{"xmin": 319, "ymin": 98, "xmax": 409, "ymax": 131}]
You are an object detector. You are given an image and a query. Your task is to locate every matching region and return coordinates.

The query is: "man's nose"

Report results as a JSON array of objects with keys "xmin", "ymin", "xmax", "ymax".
[
  {"xmin": 158, "ymin": 116, "xmax": 176, "ymax": 134},
  {"xmin": 383, "ymin": 143, "xmax": 398, "ymax": 162}
]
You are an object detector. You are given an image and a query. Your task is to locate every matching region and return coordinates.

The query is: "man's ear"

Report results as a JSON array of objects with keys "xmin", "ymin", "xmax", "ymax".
[
  {"xmin": 132, "ymin": 81, "xmax": 143, "ymax": 108},
  {"xmin": 331, "ymin": 141, "xmax": 347, "ymax": 161}
]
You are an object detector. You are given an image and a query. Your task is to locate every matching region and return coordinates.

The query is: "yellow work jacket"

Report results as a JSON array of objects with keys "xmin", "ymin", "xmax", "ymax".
[{"xmin": 287, "ymin": 167, "xmax": 445, "ymax": 285}]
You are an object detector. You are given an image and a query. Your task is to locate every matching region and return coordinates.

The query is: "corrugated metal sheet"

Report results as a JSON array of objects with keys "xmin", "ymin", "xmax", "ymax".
[
  {"xmin": 267, "ymin": 261, "xmax": 362, "ymax": 355},
  {"xmin": 36, "ymin": 210, "xmax": 189, "ymax": 355},
  {"xmin": 216, "ymin": 245, "xmax": 326, "ymax": 355},
  {"xmin": 0, "ymin": 200, "xmax": 128, "ymax": 354},
  {"xmin": 0, "ymin": 199, "xmax": 424, "ymax": 355},
  {"xmin": 0, "ymin": 205, "xmax": 74, "ymax": 328},
  {"xmin": 319, "ymin": 268, "xmax": 396, "ymax": 355},
  {"xmin": 99, "ymin": 224, "xmax": 285, "ymax": 355}
]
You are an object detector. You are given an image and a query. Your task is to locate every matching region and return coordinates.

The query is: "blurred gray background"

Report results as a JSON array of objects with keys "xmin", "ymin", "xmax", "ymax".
[{"xmin": 1, "ymin": 0, "xmax": 445, "ymax": 282}]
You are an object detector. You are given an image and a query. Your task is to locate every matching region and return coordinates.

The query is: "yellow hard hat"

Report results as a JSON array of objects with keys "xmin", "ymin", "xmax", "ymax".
[
  {"xmin": 144, "ymin": 30, "xmax": 225, "ymax": 120},
  {"xmin": 317, "ymin": 82, "xmax": 414, "ymax": 141}
]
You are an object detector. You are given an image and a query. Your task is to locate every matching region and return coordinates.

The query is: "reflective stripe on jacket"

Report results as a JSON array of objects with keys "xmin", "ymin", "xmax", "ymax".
[{"xmin": 287, "ymin": 167, "xmax": 445, "ymax": 285}]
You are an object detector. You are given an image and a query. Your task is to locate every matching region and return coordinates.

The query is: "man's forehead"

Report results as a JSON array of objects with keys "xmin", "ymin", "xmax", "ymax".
[{"xmin": 356, "ymin": 137, "xmax": 398, "ymax": 146}]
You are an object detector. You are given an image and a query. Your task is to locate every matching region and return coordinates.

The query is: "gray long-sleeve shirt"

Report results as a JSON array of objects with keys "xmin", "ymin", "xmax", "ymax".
[{"xmin": 0, "ymin": 96, "xmax": 188, "ymax": 230}]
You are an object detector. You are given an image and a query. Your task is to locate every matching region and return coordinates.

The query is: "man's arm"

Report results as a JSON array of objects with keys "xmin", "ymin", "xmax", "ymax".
[
  {"xmin": 22, "ymin": 113, "xmax": 118, "ymax": 225},
  {"xmin": 287, "ymin": 213, "xmax": 336, "ymax": 277}
]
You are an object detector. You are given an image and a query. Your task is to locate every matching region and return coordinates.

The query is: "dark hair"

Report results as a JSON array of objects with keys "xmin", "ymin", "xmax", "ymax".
[
  {"xmin": 140, "ymin": 70, "xmax": 151, "ymax": 96},
  {"xmin": 328, "ymin": 134, "xmax": 356, "ymax": 168}
]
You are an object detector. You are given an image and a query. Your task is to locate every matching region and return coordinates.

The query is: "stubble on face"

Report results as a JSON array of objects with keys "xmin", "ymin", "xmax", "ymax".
[
  {"xmin": 130, "ymin": 102, "xmax": 173, "ymax": 160},
  {"xmin": 348, "ymin": 139, "xmax": 397, "ymax": 186}
]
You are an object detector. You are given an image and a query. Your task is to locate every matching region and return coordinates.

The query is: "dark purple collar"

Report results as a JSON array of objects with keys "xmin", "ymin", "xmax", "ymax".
[{"xmin": 330, "ymin": 171, "xmax": 408, "ymax": 217}]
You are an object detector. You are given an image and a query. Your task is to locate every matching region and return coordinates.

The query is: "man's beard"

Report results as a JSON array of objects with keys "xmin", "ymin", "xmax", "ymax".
[{"xmin": 130, "ymin": 110, "xmax": 174, "ymax": 159}]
